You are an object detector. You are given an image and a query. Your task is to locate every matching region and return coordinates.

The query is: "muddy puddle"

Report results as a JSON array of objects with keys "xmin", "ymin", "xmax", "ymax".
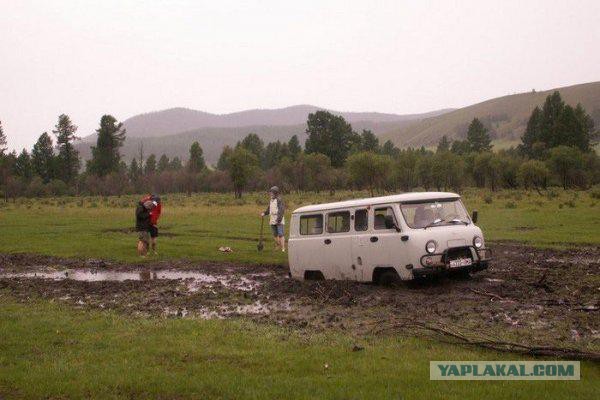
[
  {"xmin": 0, "ymin": 268, "xmax": 262, "ymax": 291},
  {"xmin": 1, "ymin": 244, "xmax": 599, "ymax": 358}
]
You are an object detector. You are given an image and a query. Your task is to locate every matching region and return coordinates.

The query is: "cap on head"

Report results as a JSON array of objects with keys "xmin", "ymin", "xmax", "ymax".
[{"xmin": 269, "ymin": 186, "xmax": 280, "ymax": 194}]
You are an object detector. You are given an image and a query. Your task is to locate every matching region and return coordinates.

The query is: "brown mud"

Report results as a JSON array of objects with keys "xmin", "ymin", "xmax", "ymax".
[{"xmin": 1, "ymin": 244, "xmax": 598, "ymax": 358}]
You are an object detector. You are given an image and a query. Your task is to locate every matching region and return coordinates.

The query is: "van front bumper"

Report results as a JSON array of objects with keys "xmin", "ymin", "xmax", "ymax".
[{"xmin": 413, "ymin": 247, "xmax": 492, "ymax": 278}]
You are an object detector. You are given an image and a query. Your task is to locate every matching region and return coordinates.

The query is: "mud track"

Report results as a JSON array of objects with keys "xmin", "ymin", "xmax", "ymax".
[{"xmin": 1, "ymin": 244, "xmax": 598, "ymax": 358}]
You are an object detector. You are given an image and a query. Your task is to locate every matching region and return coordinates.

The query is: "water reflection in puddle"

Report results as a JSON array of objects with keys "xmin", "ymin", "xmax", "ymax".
[
  {"xmin": 163, "ymin": 300, "xmax": 292, "ymax": 320},
  {"xmin": 0, "ymin": 268, "xmax": 261, "ymax": 291}
]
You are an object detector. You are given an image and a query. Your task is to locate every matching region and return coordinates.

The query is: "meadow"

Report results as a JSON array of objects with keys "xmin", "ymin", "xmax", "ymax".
[
  {"xmin": 1, "ymin": 188, "xmax": 599, "ymax": 399},
  {"xmin": 0, "ymin": 188, "xmax": 598, "ymax": 264}
]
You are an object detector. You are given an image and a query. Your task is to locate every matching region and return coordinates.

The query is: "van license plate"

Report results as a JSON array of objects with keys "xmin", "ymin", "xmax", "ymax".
[{"xmin": 449, "ymin": 258, "xmax": 472, "ymax": 268}]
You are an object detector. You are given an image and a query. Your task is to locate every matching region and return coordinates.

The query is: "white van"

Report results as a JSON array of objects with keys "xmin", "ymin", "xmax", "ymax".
[{"xmin": 288, "ymin": 192, "xmax": 492, "ymax": 283}]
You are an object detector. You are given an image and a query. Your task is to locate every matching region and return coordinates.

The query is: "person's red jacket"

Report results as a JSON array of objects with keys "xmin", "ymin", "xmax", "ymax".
[
  {"xmin": 150, "ymin": 202, "xmax": 161, "ymax": 225},
  {"xmin": 141, "ymin": 194, "xmax": 162, "ymax": 226}
]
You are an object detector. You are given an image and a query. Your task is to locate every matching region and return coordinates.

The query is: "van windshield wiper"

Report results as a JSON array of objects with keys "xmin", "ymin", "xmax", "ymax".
[
  {"xmin": 448, "ymin": 218, "xmax": 469, "ymax": 225},
  {"xmin": 423, "ymin": 218, "xmax": 444, "ymax": 229}
]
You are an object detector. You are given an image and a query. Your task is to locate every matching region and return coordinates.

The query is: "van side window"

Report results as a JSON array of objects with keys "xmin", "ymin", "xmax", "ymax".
[
  {"xmin": 327, "ymin": 211, "xmax": 350, "ymax": 233},
  {"xmin": 299, "ymin": 214, "xmax": 323, "ymax": 235},
  {"xmin": 354, "ymin": 209, "xmax": 368, "ymax": 231},
  {"xmin": 374, "ymin": 207, "xmax": 396, "ymax": 230}
]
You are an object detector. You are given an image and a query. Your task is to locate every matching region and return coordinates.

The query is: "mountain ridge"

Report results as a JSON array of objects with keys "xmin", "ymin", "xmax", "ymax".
[
  {"xmin": 88, "ymin": 104, "xmax": 454, "ymax": 140},
  {"xmin": 380, "ymin": 81, "xmax": 600, "ymax": 147},
  {"xmin": 75, "ymin": 81, "xmax": 600, "ymax": 166},
  {"xmin": 76, "ymin": 120, "xmax": 417, "ymax": 166}
]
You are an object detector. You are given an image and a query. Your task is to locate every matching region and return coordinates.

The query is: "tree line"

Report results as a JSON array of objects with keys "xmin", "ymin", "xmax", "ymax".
[{"xmin": 0, "ymin": 90, "xmax": 598, "ymax": 199}]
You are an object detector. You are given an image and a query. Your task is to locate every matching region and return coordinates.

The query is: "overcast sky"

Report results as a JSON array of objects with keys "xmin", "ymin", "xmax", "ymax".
[{"xmin": 1, "ymin": 0, "xmax": 599, "ymax": 152}]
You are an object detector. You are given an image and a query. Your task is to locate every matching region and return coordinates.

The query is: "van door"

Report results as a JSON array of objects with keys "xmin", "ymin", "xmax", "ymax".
[
  {"xmin": 291, "ymin": 213, "xmax": 326, "ymax": 279},
  {"xmin": 323, "ymin": 210, "xmax": 354, "ymax": 280},
  {"xmin": 365, "ymin": 205, "xmax": 411, "ymax": 281},
  {"xmin": 351, "ymin": 208, "xmax": 370, "ymax": 281}
]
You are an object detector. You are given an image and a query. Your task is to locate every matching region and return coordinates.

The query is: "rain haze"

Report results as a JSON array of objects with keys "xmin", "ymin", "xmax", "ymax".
[{"xmin": 1, "ymin": 0, "xmax": 599, "ymax": 152}]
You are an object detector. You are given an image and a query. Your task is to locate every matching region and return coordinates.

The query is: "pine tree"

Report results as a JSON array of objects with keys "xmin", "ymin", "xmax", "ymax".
[
  {"xmin": 466, "ymin": 118, "xmax": 492, "ymax": 152},
  {"xmin": 237, "ymin": 133, "xmax": 264, "ymax": 163},
  {"xmin": 541, "ymin": 91, "xmax": 564, "ymax": 147},
  {"xmin": 521, "ymin": 106, "xmax": 544, "ymax": 156},
  {"xmin": 32, "ymin": 132, "xmax": 55, "ymax": 182},
  {"xmin": 157, "ymin": 154, "xmax": 170, "ymax": 173},
  {"xmin": 381, "ymin": 140, "xmax": 399, "ymax": 157},
  {"xmin": 169, "ymin": 157, "xmax": 183, "ymax": 170},
  {"xmin": 436, "ymin": 135, "xmax": 450, "ymax": 153},
  {"xmin": 0, "ymin": 120, "xmax": 8, "ymax": 190},
  {"xmin": 263, "ymin": 141, "xmax": 290, "ymax": 169},
  {"xmin": 128, "ymin": 158, "xmax": 141, "ymax": 181},
  {"xmin": 521, "ymin": 92, "xmax": 596, "ymax": 156},
  {"xmin": 87, "ymin": 115, "xmax": 126, "ymax": 176},
  {"xmin": 14, "ymin": 149, "xmax": 33, "ymax": 180},
  {"xmin": 187, "ymin": 141, "xmax": 205, "ymax": 172},
  {"xmin": 0, "ymin": 120, "xmax": 7, "ymax": 155},
  {"xmin": 53, "ymin": 114, "xmax": 80, "ymax": 183},
  {"xmin": 450, "ymin": 140, "xmax": 471, "ymax": 155},
  {"xmin": 145, "ymin": 154, "xmax": 156, "ymax": 175},
  {"xmin": 359, "ymin": 130, "xmax": 380, "ymax": 152},
  {"xmin": 288, "ymin": 135, "xmax": 302, "ymax": 159},
  {"xmin": 217, "ymin": 146, "xmax": 233, "ymax": 171},
  {"xmin": 572, "ymin": 103, "xmax": 595, "ymax": 151}
]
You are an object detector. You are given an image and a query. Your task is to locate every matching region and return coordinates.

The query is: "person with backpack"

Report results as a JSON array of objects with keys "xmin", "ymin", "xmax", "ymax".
[{"xmin": 260, "ymin": 186, "xmax": 286, "ymax": 252}]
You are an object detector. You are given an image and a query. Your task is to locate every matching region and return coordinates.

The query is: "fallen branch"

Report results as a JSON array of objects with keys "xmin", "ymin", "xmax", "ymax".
[
  {"xmin": 531, "ymin": 270, "xmax": 552, "ymax": 292},
  {"xmin": 469, "ymin": 288, "xmax": 506, "ymax": 301},
  {"xmin": 407, "ymin": 322, "xmax": 600, "ymax": 361},
  {"xmin": 573, "ymin": 305, "xmax": 599, "ymax": 312}
]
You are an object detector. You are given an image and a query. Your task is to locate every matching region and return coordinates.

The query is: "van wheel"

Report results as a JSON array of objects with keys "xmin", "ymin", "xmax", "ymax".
[
  {"xmin": 374, "ymin": 268, "xmax": 401, "ymax": 286},
  {"xmin": 304, "ymin": 271, "xmax": 325, "ymax": 281}
]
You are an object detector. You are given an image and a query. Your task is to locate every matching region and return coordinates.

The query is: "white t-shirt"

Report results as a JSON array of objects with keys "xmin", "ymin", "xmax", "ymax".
[{"xmin": 269, "ymin": 198, "xmax": 285, "ymax": 225}]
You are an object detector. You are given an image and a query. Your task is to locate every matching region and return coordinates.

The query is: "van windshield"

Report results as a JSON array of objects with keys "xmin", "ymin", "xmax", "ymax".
[{"xmin": 400, "ymin": 199, "xmax": 470, "ymax": 229}]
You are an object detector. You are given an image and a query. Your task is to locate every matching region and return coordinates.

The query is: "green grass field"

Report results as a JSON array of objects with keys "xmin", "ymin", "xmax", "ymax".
[
  {"xmin": 1, "ymin": 299, "xmax": 598, "ymax": 400},
  {"xmin": 1, "ymin": 189, "xmax": 599, "ymax": 399},
  {"xmin": 0, "ymin": 189, "xmax": 598, "ymax": 264}
]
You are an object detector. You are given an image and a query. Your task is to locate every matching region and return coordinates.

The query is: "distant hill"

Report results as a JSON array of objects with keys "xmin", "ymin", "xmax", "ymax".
[
  {"xmin": 76, "ymin": 81, "xmax": 600, "ymax": 166},
  {"xmin": 76, "ymin": 120, "xmax": 419, "ymax": 166},
  {"xmin": 77, "ymin": 105, "xmax": 452, "ymax": 165},
  {"xmin": 380, "ymin": 81, "xmax": 600, "ymax": 147},
  {"xmin": 95, "ymin": 105, "xmax": 453, "ymax": 140}
]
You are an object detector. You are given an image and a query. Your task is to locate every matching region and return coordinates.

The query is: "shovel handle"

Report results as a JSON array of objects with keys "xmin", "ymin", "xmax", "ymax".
[{"xmin": 259, "ymin": 216, "xmax": 264, "ymax": 239}]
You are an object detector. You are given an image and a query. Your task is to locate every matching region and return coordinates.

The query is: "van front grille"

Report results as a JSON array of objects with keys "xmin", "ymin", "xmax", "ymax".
[{"xmin": 444, "ymin": 247, "xmax": 473, "ymax": 262}]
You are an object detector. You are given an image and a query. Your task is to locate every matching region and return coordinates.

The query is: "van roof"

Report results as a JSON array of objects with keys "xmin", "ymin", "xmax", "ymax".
[{"xmin": 292, "ymin": 192, "xmax": 460, "ymax": 214}]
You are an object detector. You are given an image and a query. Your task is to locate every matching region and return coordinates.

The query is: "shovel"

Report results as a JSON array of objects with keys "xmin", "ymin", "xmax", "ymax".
[{"xmin": 257, "ymin": 216, "xmax": 265, "ymax": 251}]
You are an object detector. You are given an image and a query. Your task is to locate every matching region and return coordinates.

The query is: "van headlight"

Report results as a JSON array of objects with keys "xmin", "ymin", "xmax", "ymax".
[
  {"xmin": 425, "ymin": 240, "xmax": 437, "ymax": 254},
  {"xmin": 473, "ymin": 236, "xmax": 483, "ymax": 249}
]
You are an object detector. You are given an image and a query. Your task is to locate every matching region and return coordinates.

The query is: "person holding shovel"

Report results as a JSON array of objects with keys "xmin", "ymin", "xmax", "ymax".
[{"xmin": 260, "ymin": 186, "xmax": 286, "ymax": 252}]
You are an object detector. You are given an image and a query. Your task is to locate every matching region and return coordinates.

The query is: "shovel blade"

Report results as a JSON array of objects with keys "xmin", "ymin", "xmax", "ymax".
[{"xmin": 257, "ymin": 243, "xmax": 264, "ymax": 251}]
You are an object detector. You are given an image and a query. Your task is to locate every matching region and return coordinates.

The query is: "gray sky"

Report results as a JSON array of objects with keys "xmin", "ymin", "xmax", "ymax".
[{"xmin": 2, "ymin": 0, "xmax": 599, "ymax": 152}]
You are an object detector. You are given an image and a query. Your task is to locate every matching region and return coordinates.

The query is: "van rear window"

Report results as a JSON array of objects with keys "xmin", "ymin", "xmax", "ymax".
[
  {"xmin": 327, "ymin": 211, "xmax": 350, "ymax": 233},
  {"xmin": 299, "ymin": 214, "xmax": 323, "ymax": 235}
]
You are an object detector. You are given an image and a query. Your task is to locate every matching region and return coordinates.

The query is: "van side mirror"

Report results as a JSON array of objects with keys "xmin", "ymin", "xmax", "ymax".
[
  {"xmin": 384, "ymin": 215, "xmax": 401, "ymax": 232},
  {"xmin": 472, "ymin": 210, "xmax": 478, "ymax": 224}
]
